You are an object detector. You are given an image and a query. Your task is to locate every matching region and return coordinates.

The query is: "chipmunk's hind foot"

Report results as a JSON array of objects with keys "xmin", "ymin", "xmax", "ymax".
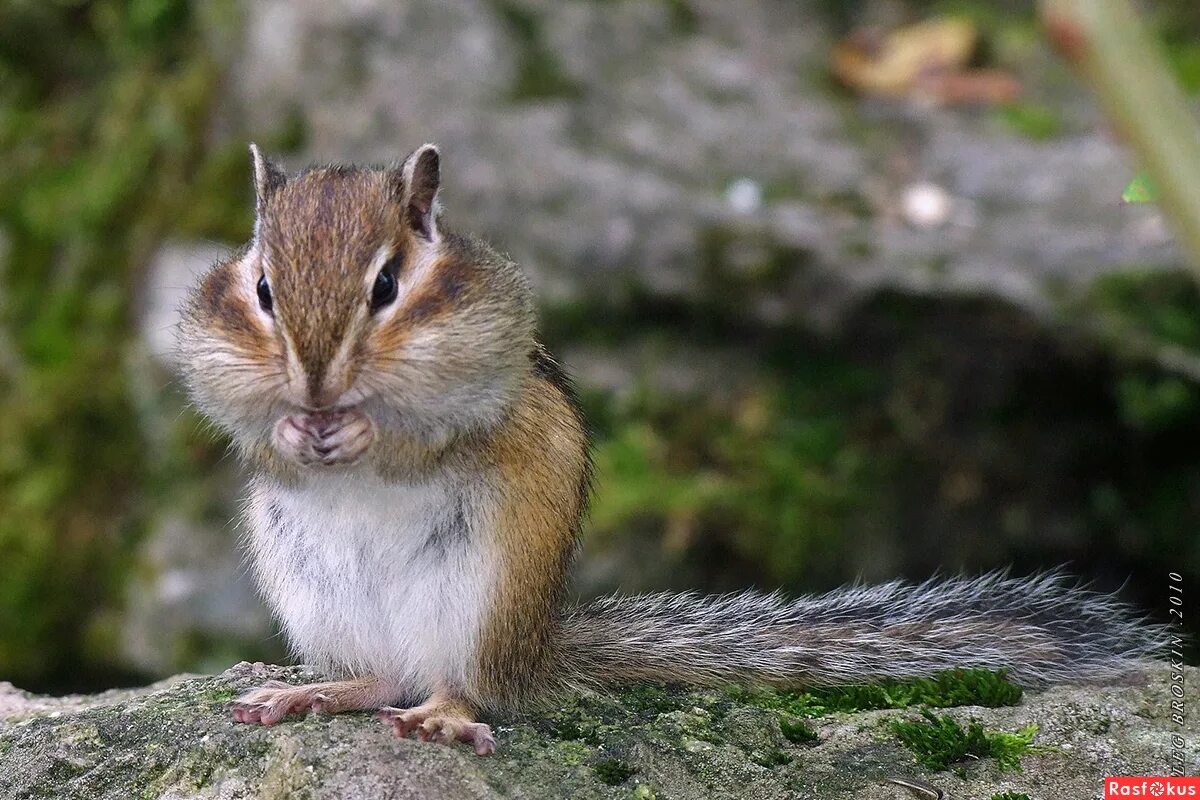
[{"xmin": 377, "ymin": 697, "xmax": 496, "ymax": 756}]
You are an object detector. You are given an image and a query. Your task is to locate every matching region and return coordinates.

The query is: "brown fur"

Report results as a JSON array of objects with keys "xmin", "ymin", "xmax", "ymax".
[
  {"xmin": 190, "ymin": 248, "xmax": 271, "ymax": 353},
  {"xmin": 259, "ymin": 168, "xmax": 399, "ymax": 404},
  {"xmin": 471, "ymin": 358, "xmax": 590, "ymax": 710},
  {"xmin": 398, "ymin": 247, "xmax": 475, "ymax": 327}
]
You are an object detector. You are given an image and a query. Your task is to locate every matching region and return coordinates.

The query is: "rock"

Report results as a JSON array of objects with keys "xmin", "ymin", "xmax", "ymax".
[
  {"xmin": 117, "ymin": 515, "xmax": 279, "ymax": 677},
  {"xmin": 1, "ymin": 663, "xmax": 1194, "ymax": 799},
  {"xmin": 129, "ymin": 243, "xmax": 282, "ymax": 677},
  {"xmin": 224, "ymin": 0, "xmax": 1182, "ymax": 327},
  {"xmin": 137, "ymin": 242, "xmax": 231, "ymax": 367}
]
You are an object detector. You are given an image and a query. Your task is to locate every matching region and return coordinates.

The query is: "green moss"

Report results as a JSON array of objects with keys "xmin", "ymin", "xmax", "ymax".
[
  {"xmin": 546, "ymin": 740, "xmax": 591, "ymax": 766},
  {"xmin": 1115, "ymin": 374, "xmax": 1199, "ymax": 431},
  {"xmin": 892, "ymin": 710, "xmax": 1037, "ymax": 772},
  {"xmin": 1086, "ymin": 270, "xmax": 1200, "ymax": 352},
  {"xmin": 695, "ymin": 224, "xmax": 815, "ymax": 294},
  {"xmin": 545, "ymin": 705, "xmax": 604, "ymax": 746},
  {"xmin": 735, "ymin": 669, "xmax": 1022, "ymax": 719},
  {"xmin": 663, "ymin": 0, "xmax": 698, "ymax": 34},
  {"xmin": 593, "ymin": 757, "xmax": 637, "ymax": 785},
  {"xmin": 0, "ymin": 0, "xmax": 311, "ymax": 691},
  {"xmin": 203, "ymin": 687, "xmax": 237, "ymax": 704},
  {"xmin": 1158, "ymin": 3, "xmax": 1200, "ymax": 95},
  {"xmin": 619, "ymin": 683, "xmax": 689, "ymax": 717},
  {"xmin": 678, "ymin": 707, "xmax": 726, "ymax": 747},
  {"xmin": 1167, "ymin": 42, "xmax": 1200, "ymax": 95},
  {"xmin": 779, "ymin": 716, "xmax": 819, "ymax": 744},
  {"xmin": 990, "ymin": 793, "xmax": 1032, "ymax": 800}
]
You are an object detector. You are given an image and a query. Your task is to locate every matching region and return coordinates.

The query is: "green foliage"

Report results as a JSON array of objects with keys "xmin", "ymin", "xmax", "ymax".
[
  {"xmin": 0, "ymin": 0, "xmax": 210, "ymax": 688},
  {"xmin": 1115, "ymin": 374, "xmax": 1198, "ymax": 431},
  {"xmin": 1122, "ymin": 173, "xmax": 1160, "ymax": 204},
  {"xmin": 990, "ymin": 793, "xmax": 1032, "ymax": 800},
  {"xmin": 1090, "ymin": 270, "xmax": 1200, "ymax": 351},
  {"xmin": 0, "ymin": 0, "xmax": 268, "ymax": 690},
  {"xmin": 586, "ymin": 358, "xmax": 882, "ymax": 586},
  {"xmin": 735, "ymin": 669, "xmax": 1022, "ymax": 719},
  {"xmin": 1083, "ymin": 271, "xmax": 1200, "ymax": 431},
  {"xmin": 891, "ymin": 710, "xmax": 1037, "ymax": 772},
  {"xmin": 1157, "ymin": 3, "xmax": 1200, "ymax": 94},
  {"xmin": 1166, "ymin": 42, "xmax": 1200, "ymax": 95},
  {"xmin": 592, "ymin": 758, "xmax": 637, "ymax": 785}
]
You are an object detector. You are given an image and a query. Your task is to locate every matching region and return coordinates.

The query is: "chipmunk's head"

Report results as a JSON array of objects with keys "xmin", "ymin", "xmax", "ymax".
[{"xmin": 177, "ymin": 144, "xmax": 535, "ymax": 466}]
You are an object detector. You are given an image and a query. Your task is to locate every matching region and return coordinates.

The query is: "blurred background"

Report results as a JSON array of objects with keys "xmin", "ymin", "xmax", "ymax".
[{"xmin": 1, "ymin": 0, "xmax": 1198, "ymax": 694}]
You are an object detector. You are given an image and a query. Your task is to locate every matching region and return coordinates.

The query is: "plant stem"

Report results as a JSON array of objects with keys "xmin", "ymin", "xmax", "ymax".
[{"xmin": 1039, "ymin": 0, "xmax": 1200, "ymax": 270}]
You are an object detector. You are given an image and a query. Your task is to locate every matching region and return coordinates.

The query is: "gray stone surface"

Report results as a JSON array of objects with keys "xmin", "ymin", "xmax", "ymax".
[
  {"xmin": 226, "ymin": 0, "xmax": 1182, "ymax": 327},
  {"xmin": 118, "ymin": 515, "xmax": 277, "ymax": 677},
  {"xmin": 138, "ymin": 242, "xmax": 232, "ymax": 366},
  {"xmin": 1, "ymin": 663, "xmax": 1194, "ymax": 799}
]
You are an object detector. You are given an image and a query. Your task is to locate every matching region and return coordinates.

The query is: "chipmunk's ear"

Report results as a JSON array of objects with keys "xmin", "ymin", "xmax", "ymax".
[
  {"xmin": 249, "ymin": 143, "xmax": 287, "ymax": 217},
  {"xmin": 396, "ymin": 143, "xmax": 440, "ymax": 241}
]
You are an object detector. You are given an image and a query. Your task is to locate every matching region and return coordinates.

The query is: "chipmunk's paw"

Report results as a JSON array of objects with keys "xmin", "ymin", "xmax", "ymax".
[
  {"xmin": 377, "ymin": 705, "xmax": 497, "ymax": 756},
  {"xmin": 273, "ymin": 408, "xmax": 375, "ymax": 467},
  {"xmin": 230, "ymin": 680, "xmax": 332, "ymax": 725}
]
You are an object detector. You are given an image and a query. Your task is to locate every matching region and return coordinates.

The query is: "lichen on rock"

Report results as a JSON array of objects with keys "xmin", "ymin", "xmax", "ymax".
[{"xmin": 0, "ymin": 662, "xmax": 1194, "ymax": 799}]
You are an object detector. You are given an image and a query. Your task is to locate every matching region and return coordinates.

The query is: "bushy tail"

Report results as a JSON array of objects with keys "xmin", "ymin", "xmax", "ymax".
[{"xmin": 555, "ymin": 571, "xmax": 1170, "ymax": 691}]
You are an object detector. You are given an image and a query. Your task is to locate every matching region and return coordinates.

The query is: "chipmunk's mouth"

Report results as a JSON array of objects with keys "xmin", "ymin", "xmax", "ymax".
[{"xmin": 272, "ymin": 406, "xmax": 376, "ymax": 468}]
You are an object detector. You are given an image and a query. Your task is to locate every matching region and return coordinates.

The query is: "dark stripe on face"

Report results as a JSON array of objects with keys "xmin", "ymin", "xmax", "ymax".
[
  {"xmin": 401, "ymin": 255, "xmax": 474, "ymax": 326},
  {"xmin": 198, "ymin": 260, "xmax": 262, "ymax": 344}
]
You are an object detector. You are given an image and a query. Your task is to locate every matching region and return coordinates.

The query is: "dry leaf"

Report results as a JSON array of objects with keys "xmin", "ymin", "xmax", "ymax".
[{"xmin": 832, "ymin": 17, "xmax": 1020, "ymax": 106}]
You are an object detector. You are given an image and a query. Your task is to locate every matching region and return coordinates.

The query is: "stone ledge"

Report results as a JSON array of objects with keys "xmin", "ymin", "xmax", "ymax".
[{"xmin": 1, "ymin": 662, "xmax": 1194, "ymax": 799}]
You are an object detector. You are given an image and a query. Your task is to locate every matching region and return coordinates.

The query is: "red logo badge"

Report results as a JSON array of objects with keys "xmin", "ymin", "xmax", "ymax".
[{"xmin": 1106, "ymin": 778, "xmax": 1200, "ymax": 798}]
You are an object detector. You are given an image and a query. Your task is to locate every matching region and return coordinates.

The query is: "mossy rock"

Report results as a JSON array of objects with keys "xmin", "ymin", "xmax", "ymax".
[{"xmin": 0, "ymin": 662, "xmax": 1194, "ymax": 799}]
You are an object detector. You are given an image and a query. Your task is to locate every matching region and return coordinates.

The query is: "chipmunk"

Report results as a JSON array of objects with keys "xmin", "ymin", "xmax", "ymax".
[{"xmin": 177, "ymin": 144, "xmax": 1166, "ymax": 756}]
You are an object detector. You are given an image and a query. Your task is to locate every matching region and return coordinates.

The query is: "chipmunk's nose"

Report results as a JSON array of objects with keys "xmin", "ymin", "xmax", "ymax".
[
  {"xmin": 304, "ymin": 369, "xmax": 353, "ymax": 411},
  {"xmin": 306, "ymin": 385, "xmax": 342, "ymax": 411},
  {"xmin": 286, "ymin": 350, "xmax": 356, "ymax": 410}
]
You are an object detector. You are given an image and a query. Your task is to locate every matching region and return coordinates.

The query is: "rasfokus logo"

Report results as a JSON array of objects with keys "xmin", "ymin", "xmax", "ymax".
[{"xmin": 1107, "ymin": 778, "xmax": 1200, "ymax": 797}]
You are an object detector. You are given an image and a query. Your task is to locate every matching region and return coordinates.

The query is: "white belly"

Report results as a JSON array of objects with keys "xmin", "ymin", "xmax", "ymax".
[{"xmin": 244, "ymin": 470, "xmax": 495, "ymax": 698}]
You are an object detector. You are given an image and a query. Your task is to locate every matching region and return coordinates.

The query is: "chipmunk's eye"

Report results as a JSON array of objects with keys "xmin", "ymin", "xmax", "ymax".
[
  {"xmin": 369, "ymin": 267, "xmax": 398, "ymax": 312},
  {"xmin": 257, "ymin": 274, "xmax": 273, "ymax": 315}
]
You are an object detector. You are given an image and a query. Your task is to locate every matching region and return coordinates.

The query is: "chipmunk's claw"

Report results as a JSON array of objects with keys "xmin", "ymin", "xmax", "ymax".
[{"xmin": 377, "ymin": 706, "xmax": 496, "ymax": 756}]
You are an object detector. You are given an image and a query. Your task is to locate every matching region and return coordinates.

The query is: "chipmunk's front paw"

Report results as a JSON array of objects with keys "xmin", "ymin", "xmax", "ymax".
[
  {"xmin": 273, "ymin": 408, "xmax": 375, "ymax": 467},
  {"xmin": 230, "ymin": 680, "xmax": 332, "ymax": 725},
  {"xmin": 377, "ymin": 705, "xmax": 497, "ymax": 756}
]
